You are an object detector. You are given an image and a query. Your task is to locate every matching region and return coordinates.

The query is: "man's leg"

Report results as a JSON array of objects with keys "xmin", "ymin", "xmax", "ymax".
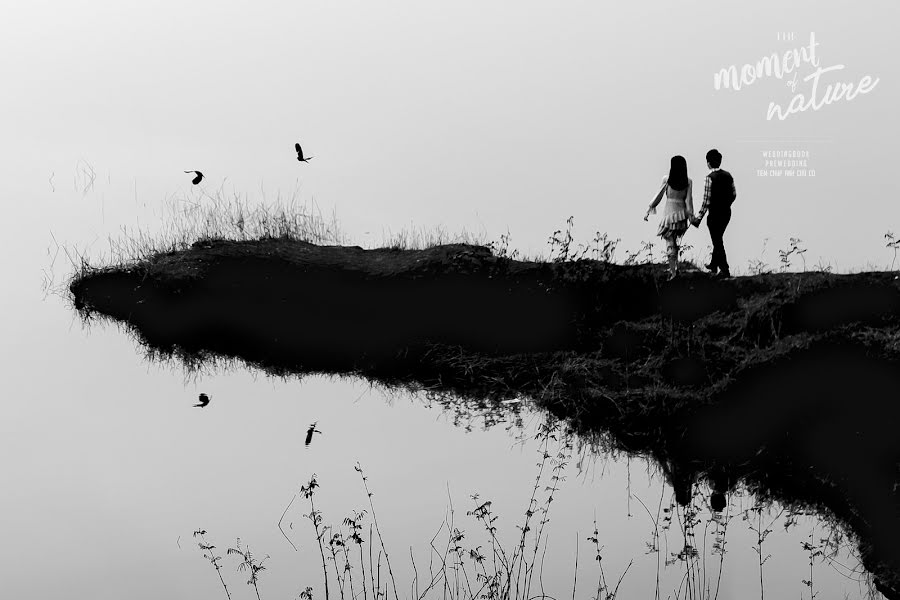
[
  {"xmin": 706, "ymin": 215, "xmax": 723, "ymax": 270},
  {"xmin": 707, "ymin": 210, "xmax": 732, "ymax": 273}
]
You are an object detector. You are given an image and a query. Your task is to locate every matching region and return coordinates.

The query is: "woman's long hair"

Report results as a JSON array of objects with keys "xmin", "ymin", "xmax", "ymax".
[{"xmin": 667, "ymin": 155, "xmax": 689, "ymax": 191}]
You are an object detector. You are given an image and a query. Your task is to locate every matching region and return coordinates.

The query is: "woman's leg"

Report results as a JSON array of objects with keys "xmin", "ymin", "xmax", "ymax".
[{"xmin": 667, "ymin": 236, "xmax": 679, "ymax": 277}]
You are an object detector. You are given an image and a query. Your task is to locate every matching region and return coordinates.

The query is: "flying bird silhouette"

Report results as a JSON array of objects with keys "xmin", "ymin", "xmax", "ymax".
[
  {"xmin": 294, "ymin": 143, "xmax": 313, "ymax": 163},
  {"xmin": 194, "ymin": 393, "xmax": 210, "ymax": 408},
  {"xmin": 184, "ymin": 170, "xmax": 204, "ymax": 185},
  {"xmin": 305, "ymin": 422, "xmax": 321, "ymax": 446}
]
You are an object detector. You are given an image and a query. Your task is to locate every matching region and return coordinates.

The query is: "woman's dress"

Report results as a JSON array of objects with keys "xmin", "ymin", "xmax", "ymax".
[{"xmin": 649, "ymin": 177, "xmax": 694, "ymax": 240}]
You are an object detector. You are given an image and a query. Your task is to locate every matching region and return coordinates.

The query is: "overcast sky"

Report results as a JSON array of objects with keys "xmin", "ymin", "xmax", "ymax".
[{"xmin": 3, "ymin": 0, "xmax": 898, "ymax": 271}]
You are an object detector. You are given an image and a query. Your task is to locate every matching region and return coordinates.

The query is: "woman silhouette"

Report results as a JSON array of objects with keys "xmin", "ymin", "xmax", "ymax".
[{"xmin": 644, "ymin": 155, "xmax": 695, "ymax": 280}]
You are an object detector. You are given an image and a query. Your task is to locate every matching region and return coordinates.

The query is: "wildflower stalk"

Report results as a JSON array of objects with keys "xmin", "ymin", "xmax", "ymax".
[
  {"xmin": 355, "ymin": 463, "xmax": 400, "ymax": 600},
  {"xmin": 302, "ymin": 475, "xmax": 330, "ymax": 600},
  {"xmin": 194, "ymin": 529, "xmax": 233, "ymax": 600}
]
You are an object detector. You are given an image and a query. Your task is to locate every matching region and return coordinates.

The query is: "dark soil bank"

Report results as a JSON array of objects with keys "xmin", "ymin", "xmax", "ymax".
[{"xmin": 70, "ymin": 239, "xmax": 900, "ymax": 597}]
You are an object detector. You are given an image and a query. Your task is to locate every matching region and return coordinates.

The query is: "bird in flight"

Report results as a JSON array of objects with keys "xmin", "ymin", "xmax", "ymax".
[
  {"xmin": 184, "ymin": 170, "xmax": 204, "ymax": 185},
  {"xmin": 194, "ymin": 393, "xmax": 210, "ymax": 408},
  {"xmin": 305, "ymin": 422, "xmax": 321, "ymax": 446},
  {"xmin": 294, "ymin": 143, "xmax": 313, "ymax": 163}
]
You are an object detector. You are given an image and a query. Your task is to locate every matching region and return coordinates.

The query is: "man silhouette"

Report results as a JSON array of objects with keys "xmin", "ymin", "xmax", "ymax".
[{"xmin": 693, "ymin": 149, "xmax": 736, "ymax": 278}]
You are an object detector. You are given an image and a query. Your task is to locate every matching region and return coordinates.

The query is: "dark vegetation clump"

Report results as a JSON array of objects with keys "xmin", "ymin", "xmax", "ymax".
[{"xmin": 67, "ymin": 215, "xmax": 900, "ymax": 599}]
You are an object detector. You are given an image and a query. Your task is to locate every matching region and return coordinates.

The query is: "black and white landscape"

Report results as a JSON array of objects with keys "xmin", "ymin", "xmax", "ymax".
[{"xmin": 5, "ymin": 2, "xmax": 900, "ymax": 599}]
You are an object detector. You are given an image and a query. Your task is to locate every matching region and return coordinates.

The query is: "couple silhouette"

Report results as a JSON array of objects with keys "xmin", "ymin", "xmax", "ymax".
[{"xmin": 643, "ymin": 149, "xmax": 737, "ymax": 280}]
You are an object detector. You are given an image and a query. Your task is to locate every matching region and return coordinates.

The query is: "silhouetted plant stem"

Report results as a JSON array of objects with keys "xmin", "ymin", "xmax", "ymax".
[
  {"xmin": 808, "ymin": 530, "xmax": 816, "ymax": 599},
  {"xmin": 711, "ymin": 498, "xmax": 732, "ymax": 600},
  {"xmin": 513, "ymin": 446, "xmax": 547, "ymax": 598},
  {"xmin": 418, "ymin": 523, "xmax": 449, "ymax": 599},
  {"xmin": 279, "ymin": 493, "xmax": 299, "ymax": 552},
  {"xmin": 343, "ymin": 542, "xmax": 356, "ymax": 600},
  {"xmin": 746, "ymin": 504, "xmax": 784, "ymax": 600},
  {"xmin": 525, "ymin": 431, "xmax": 571, "ymax": 598},
  {"xmin": 355, "ymin": 463, "xmax": 400, "ymax": 600},
  {"xmin": 358, "ymin": 535, "xmax": 368, "ymax": 600},
  {"xmin": 801, "ymin": 526, "xmax": 823, "ymax": 600},
  {"xmin": 442, "ymin": 494, "xmax": 476, "ymax": 600},
  {"xmin": 572, "ymin": 531, "xmax": 579, "ymax": 600},
  {"xmin": 326, "ymin": 528, "xmax": 347, "ymax": 600},
  {"xmin": 673, "ymin": 498, "xmax": 703, "ymax": 600},
  {"xmin": 513, "ymin": 421, "xmax": 555, "ymax": 599},
  {"xmin": 610, "ymin": 560, "xmax": 632, "ymax": 600},
  {"xmin": 194, "ymin": 530, "xmax": 233, "ymax": 600},
  {"xmin": 468, "ymin": 496, "xmax": 503, "ymax": 584},
  {"xmin": 886, "ymin": 232, "xmax": 900, "ymax": 270},
  {"xmin": 409, "ymin": 547, "xmax": 419, "ymax": 600},
  {"xmin": 226, "ymin": 538, "xmax": 268, "ymax": 600},
  {"xmin": 368, "ymin": 524, "xmax": 375, "ymax": 600},
  {"xmin": 758, "ymin": 510, "xmax": 764, "ymax": 600},
  {"xmin": 631, "ymin": 491, "xmax": 663, "ymax": 600},
  {"xmin": 342, "ymin": 511, "xmax": 366, "ymax": 600},
  {"xmin": 376, "ymin": 551, "xmax": 382, "ymax": 599},
  {"xmin": 301, "ymin": 476, "xmax": 330, "ymax": 600}
]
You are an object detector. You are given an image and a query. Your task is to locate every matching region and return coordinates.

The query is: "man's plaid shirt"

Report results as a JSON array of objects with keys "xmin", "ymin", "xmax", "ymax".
[{"xmin": 697, "ymin": 168, "xmax": 736, "ymax": 220}]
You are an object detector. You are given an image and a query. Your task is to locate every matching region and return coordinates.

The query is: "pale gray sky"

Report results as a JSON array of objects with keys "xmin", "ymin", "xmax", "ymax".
[{"xmin": 3, "ymin": 0, "xmax": 898, "ymax": 268}]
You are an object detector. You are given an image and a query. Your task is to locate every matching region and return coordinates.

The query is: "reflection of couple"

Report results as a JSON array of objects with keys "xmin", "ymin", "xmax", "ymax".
[{"xmin": 643, "ymin": 149, "xmax": 737, "ymax": 280}]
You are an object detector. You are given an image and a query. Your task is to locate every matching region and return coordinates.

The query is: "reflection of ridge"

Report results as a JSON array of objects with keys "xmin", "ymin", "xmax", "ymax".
[
  {"xmin": 69, "ymin": 240, "xmax": 900, "ymax": 598},
  {"xmin": 645, "ymin": 343, "xmax": 900, "ymax": 599}
]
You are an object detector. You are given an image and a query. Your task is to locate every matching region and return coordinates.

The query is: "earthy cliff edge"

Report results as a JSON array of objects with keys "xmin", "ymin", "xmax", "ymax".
[{"xmin": 70, "ymin": 238, "xmax": 900, "ymax": 597}]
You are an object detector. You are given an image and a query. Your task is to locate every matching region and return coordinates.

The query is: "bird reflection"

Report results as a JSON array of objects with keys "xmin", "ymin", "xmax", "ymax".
[
  {"xmin": 184, "ymin": 170, "xmax": 204, "ymax": 185},
  {"xmin": 305, "ymin": 422, "xmax": 321, "ymax": 446},
  {"xmin": 295, "ymin": 143, "xmax": 313, "ymax": 163},
  {"xmin": 194, "ymin": 393, "xmax": 210, "ymax": 408}
]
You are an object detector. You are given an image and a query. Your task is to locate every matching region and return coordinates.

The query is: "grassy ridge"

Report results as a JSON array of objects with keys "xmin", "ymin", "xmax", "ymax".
[{"xmin": 65, "ymin": 201, "xmax": 900, "ymax": 597}]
